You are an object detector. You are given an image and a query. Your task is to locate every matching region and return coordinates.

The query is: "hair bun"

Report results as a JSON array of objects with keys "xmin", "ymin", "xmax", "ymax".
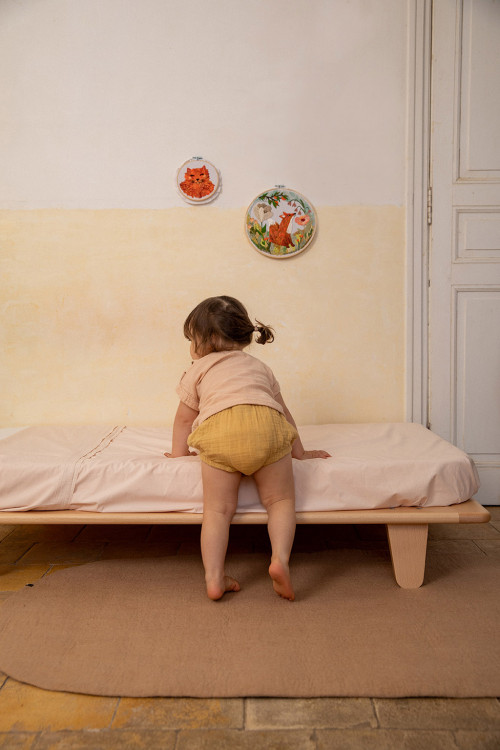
[{"xmin": 254, "ymin": 320, "xmax": 274, "ymax": 345}]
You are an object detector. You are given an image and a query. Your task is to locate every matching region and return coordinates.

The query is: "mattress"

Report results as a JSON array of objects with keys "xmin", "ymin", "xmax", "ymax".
[{"xmin": 0, "ymin": 424, "xmax": 479, "ymax": 514}]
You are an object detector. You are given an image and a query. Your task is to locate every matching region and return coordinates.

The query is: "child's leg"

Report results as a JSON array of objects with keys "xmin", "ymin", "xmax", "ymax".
[
  {"xmin": 253, "ymin": 453, "xmax": 296, "ymax": 601},
  {"xmin": 200, "ymin": 461, "xmax": 242, "ymax": 600}
]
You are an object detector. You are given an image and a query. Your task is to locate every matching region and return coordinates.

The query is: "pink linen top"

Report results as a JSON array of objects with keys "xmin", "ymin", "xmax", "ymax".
[{"xmin": 176, "ymin": 350, "xmax": 284, "ymax": 431}]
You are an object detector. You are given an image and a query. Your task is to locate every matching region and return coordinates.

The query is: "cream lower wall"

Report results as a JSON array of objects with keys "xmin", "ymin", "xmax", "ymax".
[{"xmin": 0, "ymin": 207, "xmax": 405, "ymax": 426}]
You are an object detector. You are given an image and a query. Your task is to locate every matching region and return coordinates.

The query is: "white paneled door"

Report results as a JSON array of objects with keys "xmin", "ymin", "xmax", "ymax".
[{"xmin": 429, "ymin": 0, "xmax": 500, "ymax": 504}]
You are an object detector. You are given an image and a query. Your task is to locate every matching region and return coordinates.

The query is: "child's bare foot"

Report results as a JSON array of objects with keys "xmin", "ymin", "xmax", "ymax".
[
  {"xmin": 269, "ymin": 559, "xmax": 295, "ymax": 601},
  {"xmin": 206, "ymin": 576, "xmax": 241, "ymax": 601}
]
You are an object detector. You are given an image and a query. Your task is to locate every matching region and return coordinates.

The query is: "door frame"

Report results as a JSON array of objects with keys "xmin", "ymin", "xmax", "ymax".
[{"xmin": 406, "ymin": 0, "xmax": 432, "ymax": 425}]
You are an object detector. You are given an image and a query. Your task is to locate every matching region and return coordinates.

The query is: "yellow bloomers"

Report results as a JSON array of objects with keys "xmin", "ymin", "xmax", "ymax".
[{"xmin": 188, "ymin": 404, "xmax": 298, "ymax": 475}]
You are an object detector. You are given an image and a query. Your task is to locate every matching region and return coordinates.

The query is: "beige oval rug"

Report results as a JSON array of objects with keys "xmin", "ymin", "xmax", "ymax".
[{"xmin": 0, "ymin": 549, "xmax": 499, "ymax": 697}]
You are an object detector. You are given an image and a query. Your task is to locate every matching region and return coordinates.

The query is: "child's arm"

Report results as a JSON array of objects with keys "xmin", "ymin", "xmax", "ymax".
[
  {"xmin": 164, "ymin": 401, "xmax": 199, "ymax": 458},
  {"xmin": 276, "ymin": 393, "xmax": 331, "ymax": 460}
]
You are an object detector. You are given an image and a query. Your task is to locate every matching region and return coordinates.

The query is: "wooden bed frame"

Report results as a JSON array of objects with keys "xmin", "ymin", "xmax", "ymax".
[{"xmin": 0, "ymin": 499, "xmax": 489, "ymax": 589}]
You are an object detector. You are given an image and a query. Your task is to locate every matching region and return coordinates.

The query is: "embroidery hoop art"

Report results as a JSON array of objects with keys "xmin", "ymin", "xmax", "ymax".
[
  {"xmin": 176, "ymin": 158, "xmax": 221, "ymax": 205},
  {"xmin": 245, "ymin": 187, "xmax": 317, "ymax": 259}
]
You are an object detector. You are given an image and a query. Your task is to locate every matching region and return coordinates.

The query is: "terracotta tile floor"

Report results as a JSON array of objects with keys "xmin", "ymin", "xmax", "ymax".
[{"xmin": 0, "ymin": 508, "xmax": 499, "ymax": 749}]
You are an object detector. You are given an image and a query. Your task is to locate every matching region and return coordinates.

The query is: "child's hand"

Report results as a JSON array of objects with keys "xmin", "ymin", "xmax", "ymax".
[
  {"xmin": 164, "ymin": 451, "xmax": 197, "ymax": 458},
  {"xmin": 295, "ymin": 449, "xmax": 331, "ymax": 460}
]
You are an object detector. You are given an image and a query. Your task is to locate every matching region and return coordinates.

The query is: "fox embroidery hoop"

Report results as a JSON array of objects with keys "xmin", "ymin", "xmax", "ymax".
[
  {"xmin": 245, "ymin": 187, "xmax": 317, "ymax": 258},
  {"xmin": 177, "ymin": 158, "xmax": 221, "ymax": 204}
]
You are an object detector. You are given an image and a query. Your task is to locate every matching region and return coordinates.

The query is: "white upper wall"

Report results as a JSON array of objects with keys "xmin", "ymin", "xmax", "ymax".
[{"xmin": 0, "ymin": 0, "xmax": 408, "ymax": 209}]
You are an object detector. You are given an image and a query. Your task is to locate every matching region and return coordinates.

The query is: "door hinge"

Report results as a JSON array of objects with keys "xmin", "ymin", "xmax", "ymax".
[{"xmin": 427, "ymin": 187, "xmax": 432, "ymax": 225}]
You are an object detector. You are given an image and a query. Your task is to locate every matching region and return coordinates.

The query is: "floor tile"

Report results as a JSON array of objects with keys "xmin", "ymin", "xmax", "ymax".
[
  {"xmin": 291, "ymin": 538, "xmax": 328, "ymax": 553},
  {"xmin": 147, "ymin": 526, "xmax": 200, "ymax": 543},
  {"xmin": 246, "ymin": 698, "xmax": 377, "ymax": 729},
  {"xmin": 7, "ymin": 526, "xmax": 84, "ymax": 544},
  {"xmin": 76, "ymin": 525, "xmax": 151, "ymax": 543},
  {"xmin": 345, "ymin": 541, "xmax": 390, "ymax": 554},
  {"xmin": 0, "ymin": 564, "xmax": 51, "ymax": 591},
  {"xmin": 426, "ymin": 540, "xmax": 486, "ymax": 555},
  {"xmin": 355, "ymin": 525, "xmax": 387, "ymax": 541},
  {"xmin": 177, "ymin": 541, "xmax": 201, "ymax": 555},
  {"xmin": 225, "ymin": 539, "xmax": 254, "ymax": 554},
  {"xmin": 0, "ymin": 680, "xmax": 118, "ymax": 732},
  {"xmin": 0, "ymin": 734, "xmax": 36, "ymax": 750},
  {"xmin": 316, "ymin": 728, "xmax": 458, "ymax": 749},
  {"xmin": 0, "ymin": 526, "xmax": 17, "ymax": 542},
  {"xmin": 291, "ymin": 526, "xmax": 329, "ymax": 551},
  {"xmin": 113, "ymin": 697, "xmax": 243, "ymax": 730},
  {"xmin": 32, "ymin": 729, "xmax": 177, "ymax": 749},
  {"xmin": 454, "ymin": 730, "xmax": 500, "ymax": 749},
  {"xmin": 0, "ymin": 538, "xmax": 36, "ymax": 565},
  {"xmin": 428, "ymin": 524, "xmax": 500, "ymax": 540},
  {"xmin": 323, "ymin": 526, "xmax": 361, "ymax": 548},
  {"xmin": 373, "ymin": 697, "xmax": 500, "ymax": 730},
  {"xmin": 176, "ymin": 729, "xmax": 316, "ymax": 750},
  {"xmin": 474, "ymin": 540, "xmax": 500, "ymax": 558},
  {"xmin": 19, "ymin": 542, "xmax": 105, "ymax": 565}
]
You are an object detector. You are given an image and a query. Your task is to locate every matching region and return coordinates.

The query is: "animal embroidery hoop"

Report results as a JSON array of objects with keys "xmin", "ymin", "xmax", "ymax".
[
  {"xmin": 245, "ymin": 187, "xmax": 317, "ymax": 258},
  {"xmin": 176, "ymin": 157, "xmax": 221, "ymax": 204}
]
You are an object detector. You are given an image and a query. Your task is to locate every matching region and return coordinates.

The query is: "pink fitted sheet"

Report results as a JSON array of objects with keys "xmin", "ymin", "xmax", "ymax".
[{"xmin": 0, "ymin": 424, "xmax": 479, "ymax": 513}]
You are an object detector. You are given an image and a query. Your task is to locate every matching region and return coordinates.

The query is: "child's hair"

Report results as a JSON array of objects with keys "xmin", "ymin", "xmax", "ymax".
[{"xmin": 184, "ymin": 296, "xmax": 274, "ymax": 355}]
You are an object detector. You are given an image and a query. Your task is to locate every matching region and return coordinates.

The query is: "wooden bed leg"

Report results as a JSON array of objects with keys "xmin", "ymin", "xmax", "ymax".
[{"xmin": 386, "ymin": 524, "xmax": 428, "ymax": 589}]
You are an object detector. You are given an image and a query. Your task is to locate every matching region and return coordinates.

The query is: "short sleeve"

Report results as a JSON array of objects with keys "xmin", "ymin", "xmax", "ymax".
[
  {"xmin": 264, "ymin": 363, "xmax": 281, "ymax": 397},
  {"xmin": 176, "ymin": 368, "xmax": 200, "ymax": 411},
  {"xmin": 271, "ymin": 374, "xmax": 281, "ymax": 397}
]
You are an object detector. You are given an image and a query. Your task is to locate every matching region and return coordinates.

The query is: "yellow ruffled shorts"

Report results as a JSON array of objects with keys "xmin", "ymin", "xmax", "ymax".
[{"xmin": 188, "ymin": 404, "xmax": 298, "ymax": 475}]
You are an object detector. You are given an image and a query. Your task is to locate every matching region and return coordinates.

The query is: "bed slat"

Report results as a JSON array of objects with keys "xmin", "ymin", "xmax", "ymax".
[{"xmin": 0, "ymin": 499, "xmax": 489, "ymax": 525}]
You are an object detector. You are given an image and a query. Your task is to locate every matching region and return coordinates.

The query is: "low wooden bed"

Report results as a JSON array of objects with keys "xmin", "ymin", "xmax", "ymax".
[
  {"xmin": 0, "ymin": 424, "xmax": 489, "ymax": 589},
  {"xmin": 0, "ymin": 500, "xmax": 489, "ymax": 589}
]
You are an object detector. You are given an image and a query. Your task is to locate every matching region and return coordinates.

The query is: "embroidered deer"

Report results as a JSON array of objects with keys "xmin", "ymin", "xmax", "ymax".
[{"xmin": 269, "ymin": 212, "xmax": 296, "ymax": 249}]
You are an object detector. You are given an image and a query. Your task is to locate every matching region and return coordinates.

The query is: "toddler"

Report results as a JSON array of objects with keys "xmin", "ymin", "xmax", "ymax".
[{"xmin": 165, "ymin": 296, "xmax": 330, "ymax": 601}]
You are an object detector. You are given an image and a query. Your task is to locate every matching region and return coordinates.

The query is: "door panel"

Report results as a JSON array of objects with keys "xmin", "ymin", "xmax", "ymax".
[
  {"xmin": 459, "ymin": 0, "xmax": 500, "ymax": 177},
  {"xmin": 455, "ymin": 290, "xmax": 500, "ymax": 452}
]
